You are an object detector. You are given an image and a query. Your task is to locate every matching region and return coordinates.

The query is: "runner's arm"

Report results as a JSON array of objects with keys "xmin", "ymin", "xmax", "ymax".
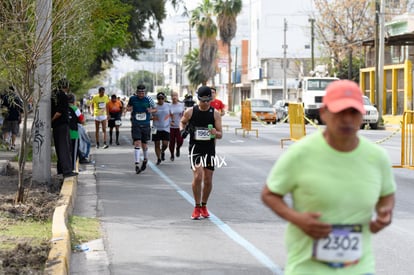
[
  {"xmin": 261, "ymin": 185, "xmax": 332, "ymax": 239},
  {"xmin": 370, "ymin": 193, "xmax": 395, "ymax": 233}
]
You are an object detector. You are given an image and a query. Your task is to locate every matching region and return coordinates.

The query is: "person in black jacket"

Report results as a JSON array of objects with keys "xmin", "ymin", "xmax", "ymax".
[
  {"xmin": 1, "ymin": 86, "xmax": 23, "ymax": 151},
  {"xmin": 51, "ymin": 79, "xmax": 77, "ymax": 178}
]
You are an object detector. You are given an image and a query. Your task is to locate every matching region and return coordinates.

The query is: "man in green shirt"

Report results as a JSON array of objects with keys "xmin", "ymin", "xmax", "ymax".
[{"xmin": 262, "ymin": 80, "xmax": 396, "ymax": 275}]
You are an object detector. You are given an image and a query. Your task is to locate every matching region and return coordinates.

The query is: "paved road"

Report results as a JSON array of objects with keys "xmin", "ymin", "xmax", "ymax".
[{"xmin": 70, "ymin": 115, "xmax": 414, "ymax": 274}]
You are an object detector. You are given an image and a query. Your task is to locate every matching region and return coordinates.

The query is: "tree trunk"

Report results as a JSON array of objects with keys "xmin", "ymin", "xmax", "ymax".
[{"xmin": 15, "ymin": 105, "xmax": 29, "ymax": 203}]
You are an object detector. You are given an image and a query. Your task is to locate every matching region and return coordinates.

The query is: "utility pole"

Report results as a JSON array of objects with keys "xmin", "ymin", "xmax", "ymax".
[
  {"xmin": 308, "ymin": 18, "xmax": 315, "ymax": 71},
  {"xmin": 375, "ymin": 0, "xmax": 385, "ymax": 126},
  {"xmin": 283, "ymin": 18, "xmax": 288, "ymax": 100},
  {"xmin": 33, "ymin": 0, "xmax": 52, "ymax": 185},
  {"xmin": 233, "ymin": 47, "xmax": 238, "ymax": 110}
]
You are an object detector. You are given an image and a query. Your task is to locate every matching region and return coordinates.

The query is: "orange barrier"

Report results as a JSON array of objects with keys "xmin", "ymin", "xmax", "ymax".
[
  {"xmin": 393, "ymin": 111, "xmax": 414, "ymax": 169},
  {"xmin": 235, "ymin": 100, "xmax": 258, "ymax": 138},
  {"xmin": 280, "ymin": 103, "xmax": 306, "ymax": 148}
]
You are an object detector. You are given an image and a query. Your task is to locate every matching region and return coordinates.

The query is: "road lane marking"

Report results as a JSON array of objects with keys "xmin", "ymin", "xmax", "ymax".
[{"xmin": 149, "ymin": 161, "xmax": 284, "ymax": 275}]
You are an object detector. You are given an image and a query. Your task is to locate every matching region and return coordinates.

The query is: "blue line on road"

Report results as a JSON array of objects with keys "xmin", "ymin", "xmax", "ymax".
[{"xmin": 149, "ymin": 161, "xmax": 284, "ymax": 275}]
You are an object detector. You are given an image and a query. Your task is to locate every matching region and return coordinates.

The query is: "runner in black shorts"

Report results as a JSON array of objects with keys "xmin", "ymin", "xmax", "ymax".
[
  {"xmin": 126, "ymin": 84, "xmax": 157, "ymax": 174},
  {"xmin": 152, "ymin": 92, "xmax": 171, "ymax": 165},
  {"xmin": 180, "ymin": 86, "xmax": 223, "ymax": 220}
]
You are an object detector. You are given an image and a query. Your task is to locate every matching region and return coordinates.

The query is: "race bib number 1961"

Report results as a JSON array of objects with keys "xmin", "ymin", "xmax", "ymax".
[{"xmin": 313, "ymin": 224, "xmax": 362, "ymax": 267}]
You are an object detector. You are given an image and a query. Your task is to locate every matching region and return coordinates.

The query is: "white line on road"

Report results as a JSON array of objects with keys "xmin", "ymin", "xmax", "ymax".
[{"xmin": 149, "ymin": 161, "xmax": 284, "ymax": 275}]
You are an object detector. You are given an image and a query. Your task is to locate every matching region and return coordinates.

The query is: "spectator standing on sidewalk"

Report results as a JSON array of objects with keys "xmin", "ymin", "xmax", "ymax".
[
  {"xmin": 91, "ymin": 87, "xmax": 109, "ymax": 149},
  {"xmin": 51, "ymin": 79, "xmax": 77, "ymax": 178},
  {"xmin": 262, "ymin": 79, "xmax": 396, "ymax": 275},
  {"xmin": 209, "ymin": 87, "xmax": 225, "ymax": 116},
  {"xmin": 180, "ymin": 86, "xmax": 223, "ymax": 220},
  {"xmin": 1, "ymin": 86, "xmax": 23, "ymax": 151},
  {"xmin": 169, "ymin": 91, "xmax": 184, "ymax": 161},
  {"xmin": 151, "ymin": 92, "xmax": 171, "ymax": 165},
  {"xmin": 68, "ymin": 93, "xmax": 85, "ymax": 171},
  {"xmin": 107, "ymin": 94, "xmax": 123, "ymax": 145},
  {"xmin": 126, "ymin": 84, "xmax": 156, "ymax": 174}
]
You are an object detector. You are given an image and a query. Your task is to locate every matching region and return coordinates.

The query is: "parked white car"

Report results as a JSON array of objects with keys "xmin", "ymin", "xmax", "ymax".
[
  {"xmin": 273, "ymin": 100, "xmax": 288, "ymax": 122},
  {"xmin": 361, "ymin": 96, "xmax": 379, "ymax": 129}
]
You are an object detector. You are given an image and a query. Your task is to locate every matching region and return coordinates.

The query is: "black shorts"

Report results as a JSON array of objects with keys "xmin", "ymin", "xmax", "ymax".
[
  {"xmin": 2, "ymin": 120, "xmax": 20, "ymax": 135},
  {"xmin": 152, "ymin": 130, "xmax": 170, "ymax": 141},
  {"xmin": 188, "ymin": 143, "xmax": 215, "ymax": 171},
  {"xmin": 108, "ymin": 118, "xmax": 122, "ymax": 128},
  {"xmin": 131, "ymin": 124, "xmax": 151, "ymax": 143}
]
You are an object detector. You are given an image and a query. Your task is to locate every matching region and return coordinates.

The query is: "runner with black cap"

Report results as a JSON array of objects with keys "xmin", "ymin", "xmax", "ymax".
[
  {"xmin": 127, "ymin": 84, "xmax": 157, "ymax": 174},
  {"xmin": 180, "ymin": 86, "xmax": 223, "ymax": 220}
]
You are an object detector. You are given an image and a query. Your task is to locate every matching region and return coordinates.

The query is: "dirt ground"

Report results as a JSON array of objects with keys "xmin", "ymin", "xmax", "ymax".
[{"xmin": 0, "ymin": 162, "xmax": 62, "ymax": 274}]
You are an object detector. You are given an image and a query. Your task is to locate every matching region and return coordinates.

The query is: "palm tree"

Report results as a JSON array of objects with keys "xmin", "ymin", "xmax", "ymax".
[
  {"xmin": 190, "ymin": 0, "xmax": 218, "ymax": 86},
  {"xmin": 214, "ymin": 0, "xmax": 242, "ymax": 112},
  {"xmin": 183, "ymin": 48, "xmax": 205, "ymax": 91}
]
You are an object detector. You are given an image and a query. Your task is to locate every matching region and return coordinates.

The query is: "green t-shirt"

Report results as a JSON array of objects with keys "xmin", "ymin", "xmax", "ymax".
[{"xmin": 266, "ymin": 131, "xmax": 396, "ymax": 275}]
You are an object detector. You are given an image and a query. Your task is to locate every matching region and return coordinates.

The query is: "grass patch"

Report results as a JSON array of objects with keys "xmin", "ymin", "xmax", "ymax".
[
  {"xmin": 69, "ymin": 215, "xmax": 101, "ymax": 249},
  {"xmin": 0, "ymin": 218, "xmax": 51, "ymax": 251}
]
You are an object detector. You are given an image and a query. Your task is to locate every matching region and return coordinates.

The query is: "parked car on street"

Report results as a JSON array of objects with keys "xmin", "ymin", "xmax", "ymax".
[
  {"xmin": 247, "ymin": 98, "xmax": 277, "ymax": 124},
  {"xmin": 361, "ymin": 95, "xmax": 379, "ymax": 129},
  {"xmin": 273, "ymin": 100, "xmax": 288, "ymax": 122}
]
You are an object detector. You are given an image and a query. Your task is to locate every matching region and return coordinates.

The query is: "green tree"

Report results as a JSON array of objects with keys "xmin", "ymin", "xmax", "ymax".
[
  {"xmin": 88, "ymin": 0, "xmax": 181, "ymax": 76},
  {"xmin": 214, "ymin": 0, "xmax": 242, "ymax": 111},
  {"xmin": 84, "ymin": 0, "xmax": 131, "ymax": 78},
  {"xmin": 119, "ymin": 70, "xmax": 159, "ymax": 95},
  {"xmin": 52, "ymin": 0, "xmax": 101, "ymax": 86},
  {"xmin": 0, "ymin": 0, "xmax": 94, "ymax": 202},
  {"xmin": 190, "ymin": 0, "xmax": 218, "ymax": 85},
  {"xmin": 183, "ymin": 48, "xmax": 205, "ymax": 90},
  {"xmin": 336, "ymin": 56, "xmax": 365, "ymax": 82}
]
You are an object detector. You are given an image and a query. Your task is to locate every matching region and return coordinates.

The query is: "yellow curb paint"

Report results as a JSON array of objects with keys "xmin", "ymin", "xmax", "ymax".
[{"xmin": 45, "ymin": 175, "xmax": 77, "ymax": 275}]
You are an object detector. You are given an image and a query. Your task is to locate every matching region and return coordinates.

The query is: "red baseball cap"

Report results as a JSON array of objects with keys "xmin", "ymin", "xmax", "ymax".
[{"xmin": 323, "ymin": 80, "xmax": 366, "ymax": 114}]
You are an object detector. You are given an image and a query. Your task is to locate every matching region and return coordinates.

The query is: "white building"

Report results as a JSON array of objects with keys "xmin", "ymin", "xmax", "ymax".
[{"xmin": 248, "ymin": 0, "xmax": 316, "ymax": 103}]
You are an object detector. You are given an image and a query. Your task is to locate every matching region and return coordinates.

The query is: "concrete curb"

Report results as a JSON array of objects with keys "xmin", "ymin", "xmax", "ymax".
[{"xmin": 44, "ymin": 175, "xmax": 77, "ymax": 275}]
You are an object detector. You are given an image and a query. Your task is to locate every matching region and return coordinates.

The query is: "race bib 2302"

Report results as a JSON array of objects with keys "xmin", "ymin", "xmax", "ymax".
[{"xmin": 312, "ymin": 224, "xmax": 362, "ymax": 268}]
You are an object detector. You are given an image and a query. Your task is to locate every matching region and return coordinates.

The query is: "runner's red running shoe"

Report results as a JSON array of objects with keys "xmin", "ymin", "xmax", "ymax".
[
  {"xmin": 191, "ymin": 207, "xmax": 201, "ymax": 220},
  {"xmin": 200, "ymin": 206, "xmax": 210, "ymax": 218}
]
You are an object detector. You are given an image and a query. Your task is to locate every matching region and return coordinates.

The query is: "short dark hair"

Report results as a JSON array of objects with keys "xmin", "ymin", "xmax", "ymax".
[
  {"xmin": 137, "ymin": 84, "xmax": 146, "ymax": 91},
  {"xmin": 98, "ymin": 87, "xmax": 105, "ymax": 93},
  {"xmin": 67, "ymin": 93, "xmax": 75, "ymax": 103},
  {"xmin": 58, "ymin": 78, "xmax": 69, "ymax": 89}
]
